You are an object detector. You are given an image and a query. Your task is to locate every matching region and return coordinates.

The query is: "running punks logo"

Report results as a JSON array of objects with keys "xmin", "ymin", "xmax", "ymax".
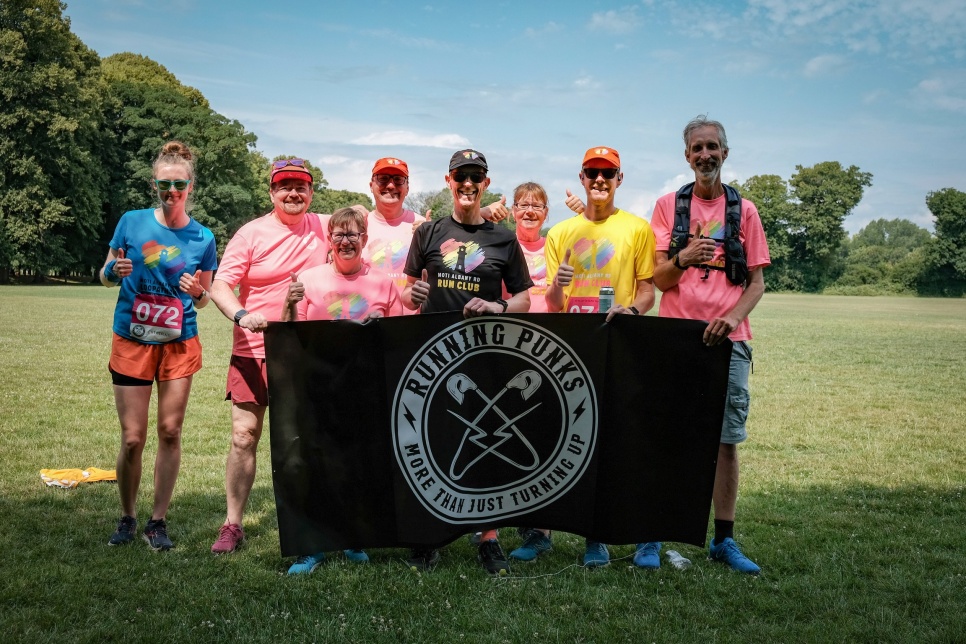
[{"xmin": 392, "ymin": 318, "xmax": 597, "ymax": 523}]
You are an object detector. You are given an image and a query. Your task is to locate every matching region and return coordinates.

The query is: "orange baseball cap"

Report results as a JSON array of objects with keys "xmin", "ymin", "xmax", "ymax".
[
  {"xmin": 372, "ymin": 157, "xmax": 409, "ymax": 176},
  {"xmin": 581, "ymin": 146, "xmax": 621, "ymax": 168}
]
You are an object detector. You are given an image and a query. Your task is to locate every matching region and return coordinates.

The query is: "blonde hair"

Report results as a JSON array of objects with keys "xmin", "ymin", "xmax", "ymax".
[{"xmin": 153, "ymin": 140, "xmax": 195, "ymax": 180}]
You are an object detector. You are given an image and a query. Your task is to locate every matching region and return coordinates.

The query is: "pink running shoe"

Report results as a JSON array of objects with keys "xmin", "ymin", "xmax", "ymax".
[{"xmin": 211, "ymin": 523, "xmax": 245, "ymax": 554}]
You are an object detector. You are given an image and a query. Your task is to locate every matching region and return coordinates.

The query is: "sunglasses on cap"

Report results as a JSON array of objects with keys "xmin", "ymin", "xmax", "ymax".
[
  {"xmin": 273, "ymin": 158, "xmax": 307, "ymax": 169},
  {"xmin": 154, "ymin": 179, "xmax": 192, "ymax": 191},
  {"xmin": 373, "ymin": 174, "xmax": 409, "ymax": 186},
  {"xmin": 451, "ymin": 170, "xmax": 486, "ymax": 183},
  {"xmin": 582, "ymin": 167, "xmax": 619, "ymax": 180}
]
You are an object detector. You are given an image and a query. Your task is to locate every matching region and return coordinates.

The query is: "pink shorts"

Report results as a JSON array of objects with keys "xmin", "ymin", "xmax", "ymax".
[
  {"xmin": 109, "ymin": 333, "xmax": 202, "ymax": 383},
  {"xmin": 226, "ymin": 355, "xmax": 269, "ymax": 406}
]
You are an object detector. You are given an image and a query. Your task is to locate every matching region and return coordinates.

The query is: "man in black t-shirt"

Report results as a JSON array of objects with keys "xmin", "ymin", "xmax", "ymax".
[
  {"xmin": 401, "ymin": 149, "xmax": 533, "ymax": 576},
  {"xmin": 403, "ymin": 149, "xmax": 532, "ymax": 316}
]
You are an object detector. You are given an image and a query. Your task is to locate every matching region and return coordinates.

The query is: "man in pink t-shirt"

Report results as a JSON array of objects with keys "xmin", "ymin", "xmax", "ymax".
[
  {"xmin": 208, "ymin": 159, "xmax": 329, "ymax": 557},
  {"xmin": 646, "ymin": 116, "xmax": 771, "ymax": 575},
  {"xmin": 364, "ymin": 157, "xmax": 422, "ymax": 316}
]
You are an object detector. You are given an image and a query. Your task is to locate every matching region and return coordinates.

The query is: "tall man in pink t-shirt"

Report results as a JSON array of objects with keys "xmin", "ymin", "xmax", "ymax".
[
  {"xmin": 646, "ymin": 116, "xmax": 771, "ymax": 574},
  {"xmin": 363, "ymin": 157, "xmax": 421, "ymax": 315},
  {"xmin": 208, "ymin": 159, "xmax": 329, "ymax": 555}
]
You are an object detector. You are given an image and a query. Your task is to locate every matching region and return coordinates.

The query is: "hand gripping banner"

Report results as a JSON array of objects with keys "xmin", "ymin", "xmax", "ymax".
[{"xmin": 265, "ymin": 313, "xmax": 731, "ymax": 557}]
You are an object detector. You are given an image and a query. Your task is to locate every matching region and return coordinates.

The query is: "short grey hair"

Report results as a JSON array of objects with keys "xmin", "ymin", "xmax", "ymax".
[{"xmin": 683, "ymin": 115, "xmax": 728, "ymax": 151}]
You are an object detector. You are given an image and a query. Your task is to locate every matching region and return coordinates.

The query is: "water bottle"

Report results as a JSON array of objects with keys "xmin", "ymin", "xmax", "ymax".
[
  {"xmin": 666, "ymin": 550, "xmax": 692, "ymax": 570},
  {"xmin": 598, "ymin": 286, "xmax": 614, "ymax": 313}
]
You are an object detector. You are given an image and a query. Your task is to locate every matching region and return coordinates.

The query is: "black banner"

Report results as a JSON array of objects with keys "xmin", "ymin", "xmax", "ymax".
[{"xmin": 265, "ymin": 313, "xmax": 730, "ymax": 557}]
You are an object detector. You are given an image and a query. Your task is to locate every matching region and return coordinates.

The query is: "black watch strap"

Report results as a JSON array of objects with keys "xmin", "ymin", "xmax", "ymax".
[
  {"xmin": 672, "ymin": 254, "xmax": 685, "ymax": 270},
  {"xmin": 233, "ymin": 309, "xmax": 249, "ymax": 325},
  {"xmin": 628, "ymin": 306, "xmax": 640, "ymax": 315},
  {"xmin": 496, "ymin": 298, "xmax": 508, "ymax": 313}
]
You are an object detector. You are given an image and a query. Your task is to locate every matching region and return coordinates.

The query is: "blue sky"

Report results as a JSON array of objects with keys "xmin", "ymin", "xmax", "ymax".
[{"xmin": 64, "ymin": 0, "xmax": 965, "ymax": 233}]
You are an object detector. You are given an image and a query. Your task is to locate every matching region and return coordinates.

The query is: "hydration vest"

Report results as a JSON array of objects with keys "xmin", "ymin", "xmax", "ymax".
[{"xmin": 667, "ymin": 182, "xmax": 748, "ymax": 286}]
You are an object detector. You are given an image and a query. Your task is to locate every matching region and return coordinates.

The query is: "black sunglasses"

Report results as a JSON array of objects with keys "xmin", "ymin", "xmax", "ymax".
[
  {"xmin": 582, "ymin": 167, "xmax": 619, "ymax": 180},
  {"xmin": 451, "ymin": 170, "xmax": 487, "ymax": 183}
]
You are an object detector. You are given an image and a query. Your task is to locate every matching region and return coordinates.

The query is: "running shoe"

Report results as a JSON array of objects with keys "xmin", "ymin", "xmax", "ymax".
[
  {"xmin": 288, "ymin": 552, "xmax": 325, "ymax": 575},
  {"xmin": 709, "ymin": 537, "xmax": 761, "ymax": 575},
  {"xmin": 407, "ymin": 548, "xmax": 441, "ymax": 572},
  {"xmin": 143, "ymin": 518, "xmax": 173, "ymax": 551},
  {"xmin": 108, "ymin": 515, "xmax": 137, "ymax": 546},
  {"xmin": 583, "ymin": 540, "xmax": 610, "ymax": 567},
  {"xmin": 509, "ymin": 529, "xmax": 552, "ymax": 562},
  {"xmin": 478, "ymin": 539, "xmax": 510, "ymax": 575},
  {"xmin": 211, "ymin": 523, "xmax": 245, "ymax": 554}
]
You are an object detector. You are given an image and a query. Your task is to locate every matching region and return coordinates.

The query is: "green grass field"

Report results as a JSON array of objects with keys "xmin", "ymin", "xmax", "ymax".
[{"xmin": 1, "ymin": 286, "xmax": 964, "ymax": 643}]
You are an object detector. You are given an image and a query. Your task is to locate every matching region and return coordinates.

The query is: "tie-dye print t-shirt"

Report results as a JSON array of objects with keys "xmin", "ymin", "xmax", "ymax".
[
  {"xmin": 544, "ymin": 209, "xmax": 655, "ymax": 313},
  {"xmin": 404, "ymin": 215, "xmax": 533, "ymax": 314},
  {"xmin": 109, "ymin": 209, "xmax": 217, "ymax": 343}
]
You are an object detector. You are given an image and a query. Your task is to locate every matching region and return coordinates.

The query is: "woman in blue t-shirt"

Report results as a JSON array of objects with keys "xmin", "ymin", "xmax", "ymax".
[{"xmin": 99, "ymin": 140, "xmax": 218, "ymax": 551}]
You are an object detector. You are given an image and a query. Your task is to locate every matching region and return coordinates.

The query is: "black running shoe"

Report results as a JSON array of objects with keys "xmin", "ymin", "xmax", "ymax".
[
  {"xmin": 478, "ymin": 539, "xmax": 510, "ymax": 575},
  {"xmin": 143, "ymin": 518, "xmax": 174, "ymax": 551},
  {"xmin": 407, "ymin": 548, "xmax": 440, "ymax": 571},
  {"xmin": 108, "ymin": 515, "xmax": 137, "ymax": 546}
]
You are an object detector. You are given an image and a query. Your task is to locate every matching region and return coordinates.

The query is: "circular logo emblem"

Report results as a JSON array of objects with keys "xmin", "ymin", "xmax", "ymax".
[
  {"xmin": 132, "ymin": 324, "xmax": 145, "ymax": 338},
  {"xmin": 392, "ymin": 318, "xmax": 597, "ymax": 523}
]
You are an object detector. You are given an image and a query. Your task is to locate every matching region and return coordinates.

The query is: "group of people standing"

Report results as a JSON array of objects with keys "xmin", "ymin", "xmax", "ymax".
[{"xmin": 101, "ymin": 115, "xmax": 769, "ymax": 578}]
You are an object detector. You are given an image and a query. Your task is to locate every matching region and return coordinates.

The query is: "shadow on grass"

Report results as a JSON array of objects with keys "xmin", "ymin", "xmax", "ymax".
[{"xmin": 2, "ymin": 482, "xmax": 964, "ymax": 642}]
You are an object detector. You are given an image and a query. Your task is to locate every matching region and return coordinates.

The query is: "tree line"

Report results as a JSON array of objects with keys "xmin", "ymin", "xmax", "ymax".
[
  {"xmin": 1, "ymin": 1, "xmax": 963, "ymax": 295},
  {"xmin": 0, "ymin": 0, "xmax": 370, "ymax": 283},
  {"xmin": 736, "ymin": 167, "xmax": 965, "ymax": 296}
]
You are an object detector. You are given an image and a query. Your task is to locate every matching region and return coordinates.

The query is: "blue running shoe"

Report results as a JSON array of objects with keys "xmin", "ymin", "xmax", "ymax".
[
  {"xmin": 583, "ymin": 540, "xmax": 610, "ymax": 567},
  {"xmin": 509, "ymin": 529, "xmax": 552, "ymax": 562},
  {"xmin": 709, "ymin": 538, "xmax": 760, "ymax": 575},
  {"xmin": 633, "ymin": 542, "xmax": 661, "ymax": 569},
  {"xmin": 343, "ymin": 549, "xmax": 369, "ymax": 563},
  {"xmin": 287, "ymin": 552, "xmax": 325, "ymax": 575}
]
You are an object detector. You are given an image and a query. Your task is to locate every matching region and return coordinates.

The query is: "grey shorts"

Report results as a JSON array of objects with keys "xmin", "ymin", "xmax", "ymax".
[{"xmin": 721, "ymin": 341, "xmax": 752, "ymax": 444}]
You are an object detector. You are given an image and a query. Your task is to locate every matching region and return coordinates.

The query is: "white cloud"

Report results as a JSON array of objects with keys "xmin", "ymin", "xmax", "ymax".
[
  {"xmin": 803, "ymin": 54, "xmax": 848, "ymax": 77},
  {"xmin": 914, "ymin": 77, "xmax": 966, "ymax": 113},
  {"xmin": 351, "ymin": 131, "xmax": 470, "ymax": 148},
  {"xmin": 524, "ymin": 21, "xmax": 564, "ymax": 37},
  {"xmin": 588, "ymin": 7, "xmax": 641, "ymax": 34}
]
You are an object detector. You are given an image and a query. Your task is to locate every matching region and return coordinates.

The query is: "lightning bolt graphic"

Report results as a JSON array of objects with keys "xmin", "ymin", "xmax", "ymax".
[
  {"xmin": 572, "ymin": 399, "xmax": 586, "ymax": 422},
  {"xmin": 403, "ymin": 404, "xmax": 417, "ymax": 430}
]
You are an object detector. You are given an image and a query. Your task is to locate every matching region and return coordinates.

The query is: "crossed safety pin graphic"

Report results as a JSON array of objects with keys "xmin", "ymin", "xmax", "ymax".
[{"xmin": 445, "ymin": 370, "xmax": 543, "ymax": 480}]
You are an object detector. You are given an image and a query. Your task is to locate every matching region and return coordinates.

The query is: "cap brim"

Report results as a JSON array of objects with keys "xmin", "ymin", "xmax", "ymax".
[{"xmin": 271, "ymin": 170, "xmax": 313, "ymax": 184}]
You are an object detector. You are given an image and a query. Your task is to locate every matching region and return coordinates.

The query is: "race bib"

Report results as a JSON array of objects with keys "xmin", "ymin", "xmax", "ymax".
[
  {"xmin": 130, "ymin": 293, "xmax": 183, "ymax": 342},
  {"xmin": 566, "ymin": 296, "xmax": 599, "ymax": 314}
]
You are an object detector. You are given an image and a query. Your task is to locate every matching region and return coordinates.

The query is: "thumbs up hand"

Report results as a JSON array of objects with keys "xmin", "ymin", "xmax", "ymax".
[
  {"xmin": 482, "ymin": 195, "xmax": 509, "ymax": 222},
  {"xmin": 410, "ymin": 268, "xmax": 431, "ymax": 307},
  {"xmin": 113, "ymin": 248, "xmax": 133, "ymax": 279},
  {"xmin": 179, "ymin": 269, "xmax": 204, "ymax": 298},
  {"xmin": 286, "ymin": 272, "xmax": 304, "ymax": 305},
  {"xmin": 564, "ymin": 189, "xmax": 585, "ymax": 215},
  {"xmin": 555, "ymin": 248, "xmax": 575, "ymax": 288}
]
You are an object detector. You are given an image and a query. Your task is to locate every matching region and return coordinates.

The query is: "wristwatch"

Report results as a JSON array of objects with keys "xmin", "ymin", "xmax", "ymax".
[
  {"xmin": 628, "ymin": 306, "xmax": 640, "ymax": 315},
  {"xmin": 496, "ymin": 298, "xmax": 508, "ymax": 313},
  {"xmin": 233, "ymin": 309, "xmax": 249, "ymax": 326},
  {"xmin": 672, "ymin": 255, "xmax": 686, "ymax": 270}
]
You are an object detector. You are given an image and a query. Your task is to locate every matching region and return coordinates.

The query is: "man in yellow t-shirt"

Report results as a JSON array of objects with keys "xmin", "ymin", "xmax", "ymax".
[
  {"xmin": 545, "ymin": 146, "xmax": 655, "ymax": 317},
  {"xmin": 542, "ymin": 146, "xmax": 655, "ymax": 568}
]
